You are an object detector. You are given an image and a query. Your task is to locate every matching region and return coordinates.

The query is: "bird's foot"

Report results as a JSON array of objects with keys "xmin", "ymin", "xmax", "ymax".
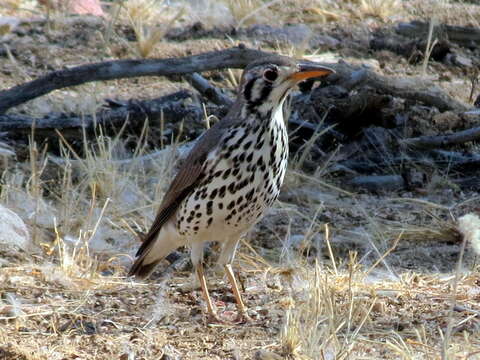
[
  {"xmin": 234, "ymin": 311, "xmax": 254, "ymax": 324},
  {"xmin": 206, "ymin": 312, "xmax": 227, "ymax": 324}
]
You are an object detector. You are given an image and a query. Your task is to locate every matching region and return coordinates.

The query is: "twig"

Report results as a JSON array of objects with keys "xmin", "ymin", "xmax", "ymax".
[
  {"xmin": 422, "ymin": 17, "xmax": 438, "ymax": 75},
  {"xmin": 401, "ymin": 125, "xmax": 480, "ymax": 148},
  {"xmin": 184, "ymin": 72, "xmax": 234, "ymax": 107}
]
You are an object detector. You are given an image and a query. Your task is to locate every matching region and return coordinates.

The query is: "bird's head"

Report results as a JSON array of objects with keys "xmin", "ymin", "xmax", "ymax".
[{"xmin": 239, "ymin": 56, "xmax": 334, "ymax": 114}]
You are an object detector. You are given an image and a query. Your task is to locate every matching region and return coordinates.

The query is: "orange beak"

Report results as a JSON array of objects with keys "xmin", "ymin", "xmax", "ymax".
[{"xmin": 289, "ymin": 62, "xmax": 334, "ymax": 82}]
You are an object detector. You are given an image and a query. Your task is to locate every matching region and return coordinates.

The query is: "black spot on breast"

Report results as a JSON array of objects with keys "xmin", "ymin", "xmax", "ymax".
[
  {"xmin": 267, "ymin": 183, "xmax": 274, "ymax": 193},
  {"xmin": 269, "ymin": 132, "xmax": 275, "ymax": 146},
  {"xmin": 222, "ymin": 169, "xmax": 231, "ymax": 180},
  {"xmin": 245, "ymin": 188, "xmax": 255, "ymax": 201},
  {"xmin": 206, "ymin": 200, "xmax": 213, "ymax": 215},
  {"xmin": 232, "ymin": 168, "xmax": 240, "ymax": 177},
  {"xmin": 228, "ymin": 182, "xmax": 236, "ymax": 194},
  {"xmin": 246, "ymin": 152, "xmax": 253, "ymax": 162},
  {"xmin": 255, "ymin": 139, "xmax": 265, "ymax": 150},
  {"xmin": 227, "ymin": 200, "xmax": 235, "ymax": 210},
  {"xmin": 219, "ymin": 185, "xmax": 226, "ymax": 198},
  {"xmin": 218, "ymin": 202, "xmax": 224, "ymax": 209},
  {"xmin": 276, "ymin": 176, "xmax": 283, "ymax": 189},
  {"xmin": 196, "ymin": 213, "xmax": 202, "ymax": 218},
  {"xmin": 210, "ymin": 188, "xmax": 218, "ymax": 199},
  {"xmin": 207, "ymin": 218, "xmax": 213, "ymax": 227},
  {"xmin": 236, "ymin": 178, "xmax": 249, "ymax": 191},
  {"xmin": 193, "ymin": 226, "xmax": 199, "ymax": 232},
  {"xmin": 243, "ymin": 141, "xmax": 252, "ymax": 150},
  {"xmin": 235, "ymin": 131, "xmax": 250, "ymax": 148},
  {"xmin": 237, "ymin": 196, "xmax": 244, "ymax": 204},
  {"xmin": 195, "ymin": 204, "xmax": 200, "ymax": 210}
]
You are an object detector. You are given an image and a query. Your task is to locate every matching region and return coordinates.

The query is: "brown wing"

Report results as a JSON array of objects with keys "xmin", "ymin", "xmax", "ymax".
[{"xmin": 133, "ymin": 109, "xmax": 240, "ymax": 258}]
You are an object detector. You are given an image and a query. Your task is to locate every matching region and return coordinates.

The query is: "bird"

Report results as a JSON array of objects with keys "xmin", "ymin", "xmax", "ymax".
[{"xmin": 128, "ymin": 55, "xmax": 333, "ymax": 323}]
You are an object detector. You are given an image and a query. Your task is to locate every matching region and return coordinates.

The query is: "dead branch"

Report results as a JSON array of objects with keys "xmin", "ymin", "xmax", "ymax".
[
  {"xmin": 401, "ymin": 125, "xmax": 480, "ymax": 148},
  {"xmin": 332, "ymin": 150, "xmax": 480, "ymax": 173},
  {"xmin": 326, "ymin": 61, "xmax": 468, "ymax": 112},
  {"xmin": 0, "ymin": 91, "xmax": 200, "ymax": 137},
  {"xmin": 0, "ymin": 46, "xmax": 271, "ymax": 114},
  {"xmin": 184, "ymin": 73, "xmax": 234, "ymax": 107},
  {"xmin": 370, "ymin": 36, "xmax": 451, "ymax": 63},
  {"xmin": 396, "ymin": 21, "xmax": 480, "ymax": 48}
]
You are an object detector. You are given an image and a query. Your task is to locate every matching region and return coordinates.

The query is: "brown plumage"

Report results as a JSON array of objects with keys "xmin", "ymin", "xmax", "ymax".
[{"xmin": 128, "ymin": 55, "xmax": 333, "ymax": 322}]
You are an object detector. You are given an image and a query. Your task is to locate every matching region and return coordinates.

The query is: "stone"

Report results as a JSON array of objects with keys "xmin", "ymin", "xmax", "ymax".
[
  {"xmin": 246, "ymin": 24, "xmax": 313, "ymax": 46},
  {"xmin": 0, "ymin": 204, "xmax": 30, "ymax": 253}
]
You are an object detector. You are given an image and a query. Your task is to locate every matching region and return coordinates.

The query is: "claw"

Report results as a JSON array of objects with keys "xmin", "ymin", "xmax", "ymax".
[
  {"xmin": 234, "ymin": 311, "xmax": 254, "ymax": 324},
  {"xmin": 206, "ymin": 312, "xmax": 227, "ymax": 324}
]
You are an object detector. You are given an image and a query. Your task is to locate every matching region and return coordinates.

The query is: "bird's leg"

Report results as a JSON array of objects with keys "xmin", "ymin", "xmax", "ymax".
[
  {"xmin": 192, "ymin": 242, "xmax": 222, "ymax": 322},
  {"xmin": 195, "ymin": 263, "xmax": 222, "ymax": 323},
  {"xmin": 224, "ymin": 263, "xmax": 252, "ymax": 323}
]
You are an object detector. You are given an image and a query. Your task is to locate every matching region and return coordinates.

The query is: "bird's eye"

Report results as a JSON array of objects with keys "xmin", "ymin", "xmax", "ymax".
[{"xmin": 263, "ymin": 68, "xmax": 278, "ymax": 82}]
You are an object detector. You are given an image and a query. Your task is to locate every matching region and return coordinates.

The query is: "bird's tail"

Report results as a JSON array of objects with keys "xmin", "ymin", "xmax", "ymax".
[{"xmin": 128, "ymin": 223, "xmax": 183, "ymax": 279}]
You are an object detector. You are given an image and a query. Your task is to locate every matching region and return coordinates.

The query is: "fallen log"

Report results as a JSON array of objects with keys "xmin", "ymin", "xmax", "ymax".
[
  {"xmin": 396, "ymin": 21, "xmax": 480, "ymax": 48},
  {"xmin": 0, "ymin": 45, "xmax": 271, "ymax": 114},
  {"xmin": 324, "ymin": 61, "xmax": 468, "ymax": 112},
  {"xmin": 0, "ymin": 91, "xmax": 202, "ymax": 137},
  {"xmin": 370, "ymin": 36, "xmax": 452, "ymax": 63}
]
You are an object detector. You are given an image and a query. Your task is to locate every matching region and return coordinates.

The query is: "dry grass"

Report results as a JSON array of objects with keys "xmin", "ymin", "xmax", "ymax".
[
  {"xmin": 118, "ymin": 0, "xmax": 185, "ymax": 58},
  {"xmin": 1, "ymin": 0, "xmax": 480, "ymax": 359}
]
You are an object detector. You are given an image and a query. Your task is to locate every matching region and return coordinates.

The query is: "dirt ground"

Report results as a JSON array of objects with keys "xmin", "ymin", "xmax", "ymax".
[{"xmin": 1, "ymin": 1, "xmax": 480, "ymax": 359}]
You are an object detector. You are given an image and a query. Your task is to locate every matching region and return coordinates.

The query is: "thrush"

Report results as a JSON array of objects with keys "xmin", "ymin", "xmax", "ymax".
[{"xmin": 128, "ymin": 55, "xmax": 333, "ymax": 322}]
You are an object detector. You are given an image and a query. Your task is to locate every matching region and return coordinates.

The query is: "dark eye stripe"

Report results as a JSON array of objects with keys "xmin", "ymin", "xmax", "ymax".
[
  {"xmin": 259, "ymin": 82, "xmax": 272, "ymax": 103},
  {"xmin": 243, "ymin": 78, "xmax": 255, "ymax": 102}
]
